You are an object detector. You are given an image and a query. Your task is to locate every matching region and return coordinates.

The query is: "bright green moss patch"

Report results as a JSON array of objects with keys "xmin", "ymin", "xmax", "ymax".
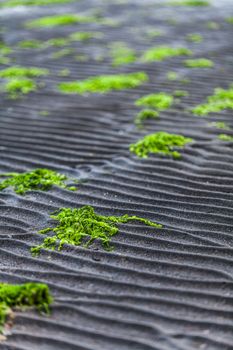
[
  {"xmin": 110, "ymin": 43, "xmax": 137, "ymax": 66},
  {"xmin": 69, "ymin": 31, "xmax": 102, "ymax": 41},
  {"xmin": 0, "ymin": 169, "xmax": 77, "ymax": 195},
  {"xmin": 26, "ymin": 14, "xmax": 96, "ymax": 28},
  {"xmin": 169, "ymin": 0, "xmax": 209, "ymax": 6},
  {"xmin": 184, "ymin": 58, "xmax": 214, "ymax": 68},
  {"xmin": 4, "ymin": 79, "xmax": 37, "ymax": 98},
  {"xmin": 192, "ymin": 86, "xmax": 233, "ymax": 116},
  {"xmin": 0, "ymin": 66, "xmax": 49, "ymax": 78},
  {"xmin": 208, "ymin": 121, "xmax": 230, "ymax": 130},
  {"xmin": 130, "ymin": 131, "xmax": 193, "ymax": 158},
  {"xmin": 186, "ymin": 33, "xmax": 203, "ymax": 43},
  {"xmin": 0, "ymin": 282, "xmax": 52, "ymax": 332},
  {"xmin": 135, "ymin": 109, "xmax": 159, "ymax": 128},
  {"xmin": 173, "ymin": 90, "xmax": 189, "ymax": 97},
  {"xmin": 135, "ymin": 93, "xmax": 173, "ymax": 110},
  {"xmin": 1, "ymin": 0, "xmax": 74, "ymax": 8},
  {"xmin": 18, "ymin": 39, "xmax": 43, "ymax": 49},
  {"xmin": 58, "ymin": 72, "xmax": 148, "ymax": 94},
  {"xmin": 31, "ymin": 205, "xmax": 162, "ymax": 255},
  {"xmin": 218, "ymin": 134, "xmax": 233, "ymax": 141},
  {"xmin": 141, "ymin": 46, "xmax": 192, "ymax": 62}
]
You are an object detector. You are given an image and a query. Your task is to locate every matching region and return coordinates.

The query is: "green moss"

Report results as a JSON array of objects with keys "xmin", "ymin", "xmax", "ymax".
[
  {"xmin": 110, "ymin": 43, "xmax": 137, "ymax": 66},
  {"xmin": 75, "ymin": 54, "xmax": 89, "ymax": 62},
  {"xmin": 184, "ymin": 58, "xmax": 214, "ymax": 68},
  {"xmin": 0, "ymin": 42, "xmax": 12, "ymax": 64},
  {"xmin": 207, "ymin": 21, "xmax": 220, "ymax": 30},
  {"xmin": 69, "ymin": 31, "xmax": 102, "ymax": 41},
  {"xmin": 135, "ymin": 93, "xmax": 173, "ymax": 110},
  {"xmin": 141, "ymin": 46, "xmax": 192, "ymax": 62},
  {"xmin": 226, "ymin": 17, "xmax": 233, "ymax": 24},
  {"xmin": 0, "ymin": 66, "xmax": 49, "ymax": 78},
  {"xmin": 1, "ymin": 0, "xmax": 74, "ymax": 7},
  {"xmin": 218, "ymin": 134, "xmax": 233, "ymax": 141},
  {"xmin": 144, "ymin": 29, "xmax": 163, "ymax": 38},
  {"xmin": 186, "ymin": 33, "xmax": 203, "ymax": 43},
  {"xmin": 130, "ymin": 131, "xmax": 193, "ymax": 158},
  {"xmin": 58, "ymin": 72, "xmax": 148, "ymax": 94},
  {"xmin": 58, "ymin": 68, "xmax": 70, "ymax": 77},
  {"xmin": 39, "ymin": 110, "xmax": 50, "ymax": 116},
  {"xmin": 31, "ymin": 205, "xmax": 162, "ymax": 255},
  {"xmin": 4, "ymin": 79, "xmax": 37, "ymax": 98},
  {"xmin": 135, "ymin": 109, "xmax": 159, "ymax": 128},
  {"xmin": 169, "ymin": 0, "xmax": 209, "ymax": 6},
  {"xmin": 208, "ymin": 121, "xmax": 230, "ymax": 130},
  {"xmin": 0, "ymin": 168, "xmax": 77, "ymax": 195},
  {"xmin": 173, "ymin": 90, "xmax": 189, "ymax": 97},
  {"xmin": 166, "ymin": 71, "xmax": 179, "ymax": 81},
  {"xmin": 46, "ymin": 37, "xmax": 70, "ymax": 47},
  {"xmin": 0, "ymin": 282, "xmax": 52, "ymax": 332},
  {"xmin": 192, "ymin": 86, "xmax": 233, "ymax": 116},
  {"xmin": 26, "ymin": 14, "xmax": 96, "ymax": 28},
  {"xmin": 18, "ymin": 39, "xmax": 43, "ymax": 49},
  {"xmin": 52, "ymin": 48, "xmax": 74, "ymax": 59}
]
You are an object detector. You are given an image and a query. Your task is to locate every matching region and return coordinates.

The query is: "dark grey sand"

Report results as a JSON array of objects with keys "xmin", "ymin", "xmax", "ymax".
[{"xmin": 0, "ymin": 0, "xmax": 233, "ymax": 349}]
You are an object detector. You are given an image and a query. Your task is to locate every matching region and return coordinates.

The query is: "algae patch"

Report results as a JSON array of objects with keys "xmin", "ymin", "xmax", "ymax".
[
  {"xmin": 31, "ymin": 205, "xmax": 162, "ymax": 255},
  {"xmin": 1, "ymin": 0, "xmax": 74, "ymax": 7},
  {"xmin": 135, "ymin": 109, "xmax": 159, "ymax": 128},
  {"xmin": 186, "ymin": 33, "xmax": 203, "ymax": 43},
  {"xmin": 135, "ymin": 93, "xmax": 174, "ymax": 110},
  {"xmin": 130, "ymin": 131, "xmax": 193, "ymax": 158},
  {"xmin": 0, "ymin": 66, "xmax": 49, "ymax": 78},
  {"xmin": 218, "ymin": 134, "xmax": 233, "ymax": 141},
  {"xmin": 109, "ymin": 43, "xmax": 137, "ymax": 66},
  {"xmin": 0, "ymin": 169, "xmax": 77, "ymax": 195},
  {"xmin": 0, "ymin": 282, "xmax": 52, "ymax": 333},
  {"xmin": 58, "ymin": 72, "xmax": 148, "ymax": 94},
  {"xmin": 169, "ymin": 0, "xmax": 209, "ymax": 6},
  {"xmin": 141, "ymin": 46, "xmax": 192, "ymax": 62},
  {"xmin": 184, "ymin": 58, "xmax": 214, "ymax": 68},
  {"xmin": 26, "ymin": 14, "xmax": 96, "ymax": 28}
]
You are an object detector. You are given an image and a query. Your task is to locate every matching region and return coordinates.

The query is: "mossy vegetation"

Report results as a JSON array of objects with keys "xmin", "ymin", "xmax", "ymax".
[
  {"xmin": 226, "ymin": 17, "xmax": 233, "ymax": 24},
  {"xmin": 58, "ymin": 72, "xmax": 148, "ymax": 94},
  {"xmin": 184, "ymin": 58, "xmax": 214, "ymax": 68},
  {"xmin": 69, "ymin": 31, "xmax": 102, "ymax": 41},
  {"xmin": 52, "ymin": 48, "xmax": 74, "ymax": 59},
  {"xmin": 18, "ymin": 39, "xmax": 43, "ymax": 49},
  {"xmin": 31, "ymin": 205, "xmax": 162, "ymax": 255},
  {"xmin": 1, "ymin": 0, "xmax": 74, "ymax": 7},
  {"xmin": 0, "ymin": 169, "xmax": 77, "ymax": 195},
  {"xmin": 58, "ymin": 68, "xmax": 70, "ymax": 77},
  {"xmin": 109, "ymin": 43, "xmax": 137, "ymax": 66},
  {"xmin": 166, "ymin": 71, "xmax": 179, "ymax": 81},
  {"xmin": 192, "ymin": 85, "xmax": 233, "ymax": 116},
  {"xmin": 207, "ymin": 21, "xmax": 220, "ymax": 30},
  {"xmin": 26, "ymin": 14, "xmax": 96, "ymax": 28},
  {"xmin": 0, "ymin": 66, "xmax": 49, "ymax": 78},
  {"xmin": 208, "ymin": 121, "xmax": 230, "ymax": 130},
  {"xmin": 4, "ymin": 79, "xmax": 37, "ymax": 98},
  {"xmin": 218, "ymin": 134, "xmax": 233, "ymax": 141},
  {"xmin": 173, "ymin": 90, "xmax": 189, "ymax": 97},
  {"xmin": 141, "ymin": 46, "xmax": 192, "ymax": 62},
  {"xmin": 186, "ymin": 33, "xmax": 203, "ymax": 43},
  {"xmin": 135, "ymin": 93, "xmax": 173, "ymax": 110},
  {"xmin": 130, "ymin": 131, "xmax": 193, "ymax": 158},
  {"xmin": 169, "ymin": 0, "xmax": 209, "ymax": 6},
  {"xmin": 0, "ymin": 42, "xmax": 12, "ymax": 64},
  {"xmin": 144, "ymin": 29, "xmax": 163, "ymax": 38},
  {"xmin": 0, "ymin": 282, "xmax": 52, "ymax": 332},
  {"xmin": 135, "ymin": 109, "xmax": 159, "ymax": 128}
]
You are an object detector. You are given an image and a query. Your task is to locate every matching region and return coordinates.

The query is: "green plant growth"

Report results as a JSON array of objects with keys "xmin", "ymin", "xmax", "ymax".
[
  {"xmin": 18, "ymin": 39, "xmax": 43, "ymax": 49},
  {"xmin": 169, "ymin": 0, "xmax": 209, "ymax": 6},
  {"xmin": 0, "ymin": 42, "xmax": 12, "ymax": 64},
  {"xmin": 136, "ymin": 92, "xmax": 173, "ymax": 110},
  {"xmin": 58, "ymin": 72, "xmax": 148, "ymax": 94},
  {"xmin": 173, "ymin": 90, "xmax": 189, "ymax": 97},
  {"xmin": 207, "ymin": 21, "xmax": 220, "ymax": 30},
  {"xmin": 141, "ymin": 46, "xmax": 192, "ymax": 62},
  {"xmin": 0, "ymin": 169, "xmax": 77, "ymax": 195},
  {"xmin": 0, "ymin": 0, "xmax": 74, "ymax": 7},
  {"xmin": 4, "ymin": 79, "xmax": 37, "ymax": 98},
  {"xmin": 166, "ymin": 71, "xmax": 179, "ymax": 80},
  {"xmin": 144, "ymin": 29, "xmax": 163, "ymax": 38},
  {"xmin": 192, "ymin": 85, "xmax": 233, "ymax": 116},
  {"xmin": 226, "ymin": 17, "xmax": 233, "ymax": 24},
  {"xmin": 184, "ymin": 58, "xmax": 214, "ymax": 68},
  {"xmin": 0, "ymin": 66, "xmax": 49, "ymax": 78},
  {"xmin": 218, "ymin": 134, "xmax": 233, "ymax": 141},
  {"xmin": 135, "ymin": 109, "xmax": 159, "ymax": 128},
  {"xmin": 0, "ymin": 282, "xmax": 52, "ymax": 333},
  {"xmin": 109, "ymin": 43, "xmax": 137, "ymax": 66},
  {"xmin": 31, "ymin": 205, "xmax": 162, "ymax": 255},
  {"xmin": 69, "ymin": 31, "xmax": 102, "ymax": 41},
  {"xmin": 130, "ymin": 131, "xmax": 193, "ymax": 158},
  {"xmin": 186, "ymin": 33, "xmax": 203, "ymax": 43},
  {"xmin": 208, "ymin": 121, "xmax": 230, "ymax": 130},
  {"xmin": 52, "ymin": 48, "xmax": 74, "ymax": 59},
  {"xmin": 58, "ymin": 68, "xmax": 70, "ymax": 77},
  {"xmin": 26, "ymin": 14, "xmax": 96, "ymax": 28}
]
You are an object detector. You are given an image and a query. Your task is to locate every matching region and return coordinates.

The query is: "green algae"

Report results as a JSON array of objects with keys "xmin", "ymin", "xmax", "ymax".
[
  {"xmin": 141, "ymin": 46, "xmax": 192, "ymax": 62},
  {"xmin": 58, "ymin": 68, "xmax": 70, "ymax": 77},
  {"xmin": 218, "ymin": 134, "xmax": 233, "ymax": 141},
  {"xmin": 192, "ymin": 86, "xmax": 233, "ymax": 116},
  {"xmin": 135, "ymin": 109, "xmax": 159, "ymax": 128},
  {"xmin": 4, "ymin": 79, "xmax": 37, "ymax": 98},
  {"xmin": 184, "ymin": 58, "xmax": 214, "ymax": 68},
  {"xmin": 130, "ymin": 131, "xmax": 193, "ymax": 159},
  {"xmin": 69, "ymin": 31, "xmax": 103, "ymax": 41},
  {"xmin": 31, "ymin": 205, "xmax": 162, "ymax": 255},
  {"xmin": 52, "ymin": 48, "xmax": 74, "ymax": 59},
  {"xmin": 144, "ymin": 29, "xmax": 163, "ymax": 38},
  {"xmin": 0, "ymin": 66, "xmax": 49, "ymax": 78},
  {"xmin": 109, "ymin": 43, "xmax": 137, "ymax": 66},
  {"xmin": 135, "ymin": 93, "xmax": 173, "ymax": 110},
  {"xmin": 186, "ymin": 33, "xmax": 203, "ymax": 43},
  {"xmin": 166, "ymin": 71, "xmax": 179, "ymax": 81},
  {"xmin": 0, "ymin": 282, "xmax": 52, "ymax": 332},
  {"xmin": 208, "ymin": 121, "xmax": 230, "ymax": 130},
  {"xmin": 58, "ymin": 72, "xmax": 148, "ymax": 94},
  {"xmin": 0, "ymin": 42, "xmax": 12, "ymax": 64},
  {"xmin": 26, "ymin": 14, "xmax": 96, "ymax": 28},
  {"xmin": 18, "ymin": 39, "xmax": 43, "ymax": 49},
  {"xmin": 1, "ymin": 0, "xmax": 74, "ymax": 7},
  {"xmin": 173, "ymin": 90, "xmax": 189, "ymax": 97},
  {"xmin": 226, "ymin": 17, "xmax": 233, "ymax": 24},
  {"xmin": 207, "ymin": 21, "xmax": 220, "ymax": 30},
  {"xmin": 169, "ymin": 0, "xmax": 209, "ymax": 6},
  {"xmin": 0, "ymin": 169, "xmax": 77, "ymax": 195}
]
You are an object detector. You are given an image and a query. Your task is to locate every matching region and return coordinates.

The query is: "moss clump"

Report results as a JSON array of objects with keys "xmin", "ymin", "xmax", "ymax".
[
  {"xmin": 207, "ymin": 21, "xmax": 220, "ymax": 30},
  {"xmin": 52, "ymin": 48, "xmax": 74, "ymax": 59},
  {"xmin": 130, "ymin": 131, "xmax": 193, "ymax": 159},
  {"xmin": 135, "ymin": 93, "xmax": 173, "ymax": 110},
  {"xmin": 18, "ymin": 39, "xmax": 43, "ymax": 49},
  {"xmin": 173, "ymin": 90, "xmax": 189, "ymax": 97},
  {"xmin": 26, "ymin": 14, "xmax": 96, "ymax": 28},
  {"xmin": 184, "ymin": 58, "xmax": 214, "ymax": 68},
  {"xmin": 58, "ymin": 72, "xmax": 148, "ymax": 94},
  {"xmin": 0, "ymin": 66, "xmax": 49, "ymax": 78},
  {"xmin": 166, "ymin": 71, "xmax": 179, "ymax": 81},
  {"xmin": 192, "ymin": 86, "xmax": 233, "ymax": 116},
  {"xmin": 144, "ymin": 29, "xmax": 163, "ymax": 38},
  {"xmin": 218, "ymin": 134, "xmax": 233, "ymax": 141},
  {"xmin": 4, "ymin": 79, "xmax": 37, "ymax": 98},
  {"xmin": 0, "ymin": 168, "xmax": 77, "ymax": 195},
  {"xmin": 141, "ymin": 46, "xmax": 192, "ymax": 62},
  {"xmin": 169, "ymin": 0, "xmax": 209, "ymax": 6},
  {"xmin": 58, "ymin": 68, "xmax": 70, "ymax": 77},
  {"xmin": 69, "ymin": 31, "xmax": 102, "ymax": 41},
  {"xmin": 1, "ymin": 0, "xmax": 74, "ymax": 7},
  {"xmin": 109, "ymin": 43, "xmax": 137, "ymax": 66},
  {"xmin": 0, "ymin": 282, "xmax": 52, "ymax": 332},
  {"xmin": 186, "ymin": 33, "xmax": 203, "ymax": 43},
  {"xmin": 135, "ymin": 109, "xmax": 159, "ymax": 128},
  {"xmin": 226, "ymin": 17, "xmax": 233, "ymax": 24},
  {"xmin": 208, "ymin": 121, "xmax": 230, "ymax": 130},
  {"xmin": 31, "ymin": 205, "xmax": 162, "ymax": 255}
]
